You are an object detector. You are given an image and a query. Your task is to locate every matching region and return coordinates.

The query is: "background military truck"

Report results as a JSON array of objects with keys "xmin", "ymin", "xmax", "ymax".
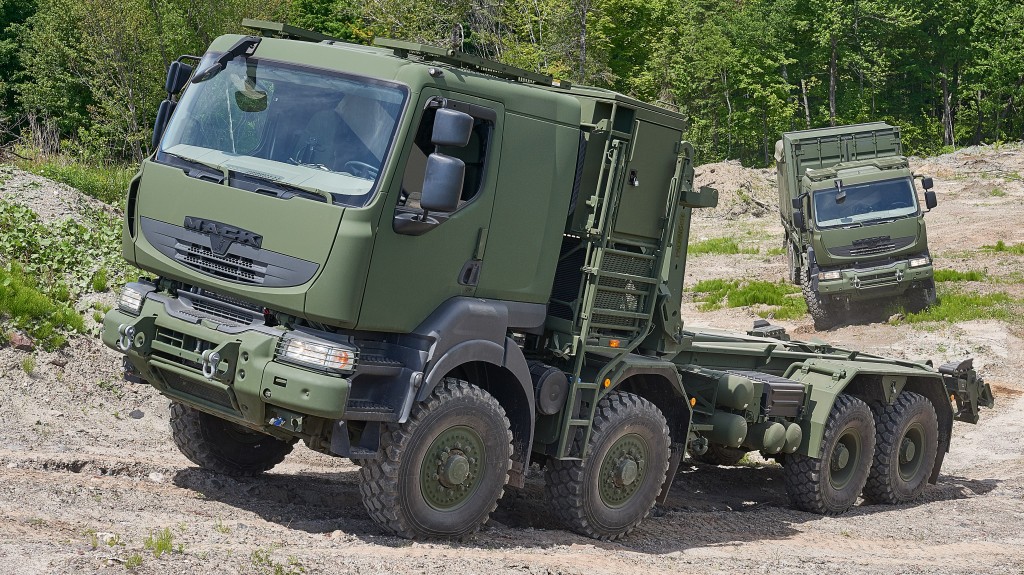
[
  {"xmin": 102, "ymin": 21, "xmax": 991, "ymax": 541},
  {"xmin": 776, "ymin": 123, "xmax": 939, "ymax": 329}
]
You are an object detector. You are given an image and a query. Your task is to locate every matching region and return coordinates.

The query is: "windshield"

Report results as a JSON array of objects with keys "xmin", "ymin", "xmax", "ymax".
[
  {"xmin": 812, "ymin": 177, "xmax": 919, "ymax": 228},
  {"xmin": 159, "ymin": 54, "xmax": 407, "ymax": 207}
]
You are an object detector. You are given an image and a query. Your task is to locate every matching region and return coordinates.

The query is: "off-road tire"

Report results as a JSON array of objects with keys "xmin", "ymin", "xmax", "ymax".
[
  {"xmin": 783, "ymin": 394, "xmax": 875, "ymax": 515},
  {"xmin": 358, "ymin": 378, "xmax": 512, "ymax": 540},
  {"xmin": 862, "ymin": 392, "xmax": 938, "ymax": 504},
  {"xmin": 787, "ymin": 242, "xmax": 801, "ymax": 285},
  {"xmin": 904, "ymin": 287, "xmax": 936, "ymax": 314},
  {"xmin": 691, "ymin": 444, "xmax": 747, "ymax": 466},
  {"xmin": 545, "ymin": 391, "xmax": 670, "ymax": 540},
  {"xmin": 803, "ymin": 267, "xmax": 838, "ymax": 330},
  {"xmin": 169, "ymin": 402, "xmax": 294, "ymax": 476}
]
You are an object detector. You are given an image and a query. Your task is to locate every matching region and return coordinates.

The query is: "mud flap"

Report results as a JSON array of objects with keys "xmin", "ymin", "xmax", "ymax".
[{"xmin": 656, "ymin": 442, "xmax": 685, "ymax": 505}]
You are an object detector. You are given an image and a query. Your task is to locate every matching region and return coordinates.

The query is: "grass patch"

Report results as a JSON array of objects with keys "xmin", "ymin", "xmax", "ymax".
[
  {"xmin": 0, "ymin": 264, "xmax": 85, "ymax": 350},
  {"xmin": 903, "ymin": 287, "xmax": 1020, "ymax": 324},
  {"xmin": 689, "ymin": 237, "xmax": 760, "ymax": 256},
  {"xmin": 143, "ymin": 527, "xmax": 175, "ymax": 558},
  {"xmin": 933, "ymin": 269, "xmax": 986, "ymax": 282},
  {"xmin": 989, "ymin": 188, "xmax": 1007, "ymax": 197},
  {"xmin": 125, "ymin": 554, "xmax": 143, "ymax": 569},
  {"xmin": 15, "ymin": 155, "xmax": 133, "ymax": 205},
  {"xmin": 690, "ymin": 279, "xmax": 807, "ymax": 320},
  {"xmin": 21, "ymin": 355, "xmax": 35, "ymax": 375},
  {"xmin": 982, "ymin": 240, "xmax": 1024, "ymax": 255},
  {"xmin": 766, "ymin": 246, "xmax": 786, "ymax": 257},
  {"xmin": 0, "ymin": 200, "xmax": 133, "ymax": 298}
]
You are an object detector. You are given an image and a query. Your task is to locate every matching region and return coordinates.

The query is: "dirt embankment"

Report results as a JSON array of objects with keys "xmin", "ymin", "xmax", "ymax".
[{"xmin": 1, "ymin": 146, "xmax": 1023, "ymax": 574}]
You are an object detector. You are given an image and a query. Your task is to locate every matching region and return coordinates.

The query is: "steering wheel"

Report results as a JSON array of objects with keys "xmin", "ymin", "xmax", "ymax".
[{"xmin": 344, "ymin": 161, "xmax": 379, "ymax": 180}]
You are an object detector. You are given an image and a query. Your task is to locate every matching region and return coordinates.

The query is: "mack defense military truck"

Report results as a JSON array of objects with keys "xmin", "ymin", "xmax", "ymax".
[
  {"xmin": 776, "ymin": 123, "xmax": 939, "ymax": 329},
  {"xmin": 103, "ymin": 21, "xmax": 992, "ymax": 541}
]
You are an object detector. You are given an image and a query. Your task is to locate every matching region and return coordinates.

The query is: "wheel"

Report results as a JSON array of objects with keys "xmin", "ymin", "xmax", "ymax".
[
  {"xmin": 545, "ymin": 391, "xmax": 670, "ymax": 540},
  {"xmin": 786, "ymin": 242, "xmax": 801, "ymax": 285},
  {"xmin": 862, "ymin": 392, "xmax": 938, "ymax": 504},
  {"xmin": 358, "ymin": 378, "xmax": 512, "ymax": 539},
  {"xmin": 783, "ymin": 394, "xmax": 875, "ymax": 515},
  {"xmin": 691, "ymin": 444, "xmax": 747, "ymax": 466},
  {"xmin": 904, "ymin": 287, "xmax": 935, "ymax": 313},
  {"xmin": 344, "ymin": 160, "xmax": 379, "ymax": 180},
  {"xmin": 802, "ymin": 267, "xmax": 838, "ymax": 330},
  {"xmin": 169, "ymin": 402, "xmax": 294, "ymax": 476}
]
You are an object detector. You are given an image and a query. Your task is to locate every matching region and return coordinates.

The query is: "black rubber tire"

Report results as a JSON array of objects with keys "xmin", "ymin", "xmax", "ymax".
[
  {"xmin": 691, "ymin": 444, "xmax": 747, "ymax": 466},
  {"xmin": 783, "ymin": 394, "xmax": 875, "ymax": 515},
  {"xmin": 358, "ymin": 378, "xmax": 512, "ymax": 540},
  {"xmin": 545, "ymin": 391, "xmax": 670, "ymax": 540},
  {"xmin": 787, "ymin": 242, "xmax": 801, "ymax": 285},
  {"xmin": 862, "ymin": 392, "xmax": 939, "ymax": 504},
  {"xmin": 802, "ymin": 267, "xmax": 838, "ymax": 330},
  {"xmin": 169, "ymin": 402, "xmax": 294, "ymax": 476},
  {"xmin": 904, "ymin": 287, "xmax": 936, "ymax": 314}
]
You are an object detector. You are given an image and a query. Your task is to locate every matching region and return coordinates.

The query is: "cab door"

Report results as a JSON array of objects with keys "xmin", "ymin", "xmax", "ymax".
[{"xmin": 359, "ymin": 90, "xmax": 503, "ymax": 333}]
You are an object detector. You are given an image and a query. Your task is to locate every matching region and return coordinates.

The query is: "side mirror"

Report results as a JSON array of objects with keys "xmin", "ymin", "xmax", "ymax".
[
  {"xmin": 925, "ymin": 190, "xmax": 937, "ymax": 210},
  {"xmin": 165, "ymin": 61, "xmax": 193, "ymax": 96},
  {"xmin": 921, "ymin": 176, "xmax": 934, "ymax": 190},
  {"xmin": 421, "ymin": 154, "xmax": 465, "ymax": 215},
  {"xmin": 793, "ymin": 209, "xmax": 806, "ymax": 231},
  {"xmin": 791, "ymin": 197, "xmax": 801, "ymax": 210},
  {"xmin": 432, "ymin": 108, "xmax": 474, "ymax": 147},
  {"xmin": 151, "ymin": 99, "xmax": 176, "ymax": 151}
]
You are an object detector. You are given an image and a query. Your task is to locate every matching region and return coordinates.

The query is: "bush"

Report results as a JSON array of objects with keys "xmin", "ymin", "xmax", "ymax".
[{"xmin": 0, "ymin": 264, "xmax": 85, "ymax": 350}]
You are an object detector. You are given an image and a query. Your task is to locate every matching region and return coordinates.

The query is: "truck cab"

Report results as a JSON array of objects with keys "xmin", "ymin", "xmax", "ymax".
[{"xmin": 776, "ymin": 123, "xmax": 938, "ymax": 329}]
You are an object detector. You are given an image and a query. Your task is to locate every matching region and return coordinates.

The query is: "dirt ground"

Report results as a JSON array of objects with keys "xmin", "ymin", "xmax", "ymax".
[{"xmin": 2, "ymin": 145, "xmax": 1023, "ymax": 574}]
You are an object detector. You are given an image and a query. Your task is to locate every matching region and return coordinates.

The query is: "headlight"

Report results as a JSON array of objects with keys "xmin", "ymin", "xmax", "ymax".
[
  {"xmin": 117, "ymin": 285, "xmax": 145, "ymax": 315},
  {"xmin": 909, "ymin": 256, "xmax": 930, "ymax": 268},
  {"xmin": 817, "ymin": 270, "xmax": 842, "ymax": 281},
  {"xmin": 277, "ymin": 337, "xmax": 357, "ymax": 373}
]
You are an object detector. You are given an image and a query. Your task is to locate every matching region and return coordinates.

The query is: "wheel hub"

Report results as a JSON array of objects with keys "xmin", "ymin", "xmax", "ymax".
[
  {"xmin": 613, "ymin": 458, "xmax": 639, "ymax": 487},
  {"xmin": 439, "ymin": 453, "xmax": 471, "ymax": 488},
  {"xmin": 420, "ymin": 426, "xmax": 485, "ymax": 510},
  {"xmin": 598, "ymin": 434, "xmax": 648, "ymax": 508},
  {"xmin": 900, "ymin": 438, "xmax": 917, "ymax": 464},
  {"xmin": 831, "ymin": 443, "xmax": 851, "ymax": 471}
]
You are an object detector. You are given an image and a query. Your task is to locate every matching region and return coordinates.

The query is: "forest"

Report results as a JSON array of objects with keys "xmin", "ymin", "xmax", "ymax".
[{"xmin": 0, "ymin": 0, "xmax": 1022, "ymax": 167}]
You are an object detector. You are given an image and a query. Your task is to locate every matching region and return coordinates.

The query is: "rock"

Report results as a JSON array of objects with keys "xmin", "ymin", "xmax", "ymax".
[
  {"xmin": 888, "ymin": 313, "xmax": 905, "ymax": 323},
  {"xmin": 129, "ymin": 409, "xmax": 144, "ymax": 420},
  {"xmin": 49, "ymin": 356, "xmax": 68, "ymax": 367},
  {"xmin": 148, "ymin": 472, "xmax": 164, "ymax": 483},
  {"xmin": 10, "ymin": 331, "xmax": 34, "ymax": 352},
  {"xmin": 96, "ymin": 532, "xmax": 117, "ymax": 545}
]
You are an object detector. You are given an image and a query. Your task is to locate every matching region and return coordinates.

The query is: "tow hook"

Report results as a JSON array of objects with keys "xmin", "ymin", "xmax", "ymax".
[
  {"xmin": 201, "ymin": 350, "xmax": 222, "ymax": 380},
  {"xmin": 117, "ymin": 324, "xmax": 136, "ymax": 351}
]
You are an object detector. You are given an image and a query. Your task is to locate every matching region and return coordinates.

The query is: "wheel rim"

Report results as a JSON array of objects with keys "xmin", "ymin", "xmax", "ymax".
[
  {"xmin": 420, "ymin": 425, "xmax": 485, "ymax": 511},
  {"xmin": 598, "ymin": 433, "xmax": 648, "ymax": 508},
  {"xmin": 829, "ymin": 427, "xmax": 862, "ymax": 489},
  {"xmin": 898, "ymin": 422, "xmax": 926, "ymax": 481}
]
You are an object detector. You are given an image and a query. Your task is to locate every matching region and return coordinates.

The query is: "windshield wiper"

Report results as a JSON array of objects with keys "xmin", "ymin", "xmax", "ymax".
[
  {"xmin": 158, "ymin": 152, "xmax": 225, "ymax": 184},
  {"xmin": 229, "ymin": 170, "xmax": 333, "ymax": 204}
]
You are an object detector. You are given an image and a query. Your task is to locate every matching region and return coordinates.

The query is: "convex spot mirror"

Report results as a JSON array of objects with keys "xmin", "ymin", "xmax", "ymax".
[
  {"xmin": 165, "ymin": 61, "xmax": 193, "ymax": 96},
  {"xmin": 421, "ymin": 154, "xmax": 465, "ymax": 214},
  {"xmin": 432, "ymin": 108, "xmax": 474, "ymax": 147},
  {"xmin": 921, "ymin": 176, "xmax": 934, "ymax": 189}
]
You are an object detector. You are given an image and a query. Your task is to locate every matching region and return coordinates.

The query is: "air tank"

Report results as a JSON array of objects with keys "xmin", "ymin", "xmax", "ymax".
[
  {"xmin": 742, "ymin": 421, "xmax": 787, "ymax": 454},
  {"xmin": 706, "ymin": 411, "xmax": 748, "ymax": 448},
  {"xmin": 716, "ymin": 373, "xmax": 755, "ymax": 411}
]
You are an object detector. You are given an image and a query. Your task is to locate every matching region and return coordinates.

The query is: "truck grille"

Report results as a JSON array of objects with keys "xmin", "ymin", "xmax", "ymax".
[
  {"xmin": 827, "ymin": 235, "xmax": 915, "ymax": 258},
  {"xmin": 174, "ymin": 241, "xmax": 267, "ymax": 284},
  {"xmin": 153, "ymin": 327, "xmax": 213, "ymax": 369}
]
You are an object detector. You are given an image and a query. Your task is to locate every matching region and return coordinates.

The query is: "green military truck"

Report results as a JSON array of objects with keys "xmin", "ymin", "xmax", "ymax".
[
  {"xmin": 103, "ymin": 22, "xmax": 991, "ymax": 540},
  {"xmin": 776, "ymin": 123, "xmax": 939, "ymax": 329}
]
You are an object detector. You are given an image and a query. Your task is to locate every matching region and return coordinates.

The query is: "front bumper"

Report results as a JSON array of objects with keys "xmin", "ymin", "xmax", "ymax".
[
  {"xmin": 816, "ymin": 260, "xmax": 933, "ymax": 301},
  {"xmin": 102, "ymin": 294, "xmax": 350, "ymax": 432}
]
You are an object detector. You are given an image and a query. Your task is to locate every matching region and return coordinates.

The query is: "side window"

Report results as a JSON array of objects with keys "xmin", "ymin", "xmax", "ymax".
[{"xmin": 400, "ymin": 101, "xmax": 494, "ymax": 209}]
